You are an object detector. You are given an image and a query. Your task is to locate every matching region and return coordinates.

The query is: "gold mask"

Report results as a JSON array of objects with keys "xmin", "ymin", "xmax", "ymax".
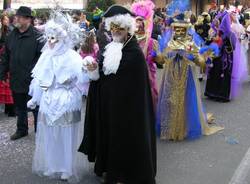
[
  {"xmin": 174, "ymin": 27, "xmax": 187, "ymax": 39},
  {"xmin": 110, "ymin": 23, "xmax": 126, "ymax": 32}
]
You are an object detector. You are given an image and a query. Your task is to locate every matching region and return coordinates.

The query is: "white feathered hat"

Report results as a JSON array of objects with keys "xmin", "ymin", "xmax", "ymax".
[{"xmin": 41, "ymin": 10, "xmax": 84, "ymax": 49}]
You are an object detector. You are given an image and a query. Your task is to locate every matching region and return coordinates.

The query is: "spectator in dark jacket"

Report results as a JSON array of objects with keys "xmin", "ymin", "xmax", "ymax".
[
  {"xmin": 0, "ymin": 13, "xmax": 16, "ymax": 117},
  {"xmin": 152, "ymin": 15, "xmax": 162, "ymax": 40},
  {"xmin": 152, "ymin": 15, "xmax": 163, "ymax": 69},
  {"xmin": 0, "ymin": 6, "xmax": 45, "ymax": 140}
]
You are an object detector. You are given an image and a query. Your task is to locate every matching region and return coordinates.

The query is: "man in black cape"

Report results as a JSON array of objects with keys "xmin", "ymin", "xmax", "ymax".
[{"xmin": 79, "ymin": 5, "xmax": 156, "ymax": 184}]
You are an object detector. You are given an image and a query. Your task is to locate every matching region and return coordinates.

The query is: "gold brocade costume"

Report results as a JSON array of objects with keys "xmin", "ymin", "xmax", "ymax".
[{"xmin": 157, "ymin": 38, "xmax": 224, "ymax": 141}]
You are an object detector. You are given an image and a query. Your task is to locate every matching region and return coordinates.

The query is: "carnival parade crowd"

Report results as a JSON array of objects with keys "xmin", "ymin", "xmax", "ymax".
[{"xmin": 0, "ymin": 0, "xmax": 250, "ymax": 183}]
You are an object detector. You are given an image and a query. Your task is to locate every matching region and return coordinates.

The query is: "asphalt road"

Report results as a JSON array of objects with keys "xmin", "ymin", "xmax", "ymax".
[{"xmin": 0, "ymin": 73, "xmax": 250, "ymax": 184}]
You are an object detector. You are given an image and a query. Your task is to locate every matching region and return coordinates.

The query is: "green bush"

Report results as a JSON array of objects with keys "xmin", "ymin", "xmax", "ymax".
[
  {"xmin": 33, "ymin": 8, "xmax": 50, "ymax": 21},
  {"xmin": 87, "ymin": 0, "xmax": 115, "ymax": 12}
]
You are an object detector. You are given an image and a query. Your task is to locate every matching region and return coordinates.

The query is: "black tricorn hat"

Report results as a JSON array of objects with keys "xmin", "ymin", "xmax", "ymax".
[
  {"xmin": 16, "ymin": 6, "xmax": 33, "ymax": 18},
  {"xmin": 103, "ymin": 4, "xmax": 135, "ymax": 18}
]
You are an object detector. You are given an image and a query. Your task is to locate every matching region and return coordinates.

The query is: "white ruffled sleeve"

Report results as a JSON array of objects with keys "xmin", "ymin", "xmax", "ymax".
[
  {"xmin": 82, "ymin": 55, "xmax": 100, "ymax": 81},
  {"xmin": 87, "ymin": 67, "xmax": 100, "ymax": 81},
  {"xmin": 29, "ymin": 78, "xmax": 43, "ymax": 105},
  {"xmin": 76, "ymin": 72, "xmax": 90, "ymax": 96}
]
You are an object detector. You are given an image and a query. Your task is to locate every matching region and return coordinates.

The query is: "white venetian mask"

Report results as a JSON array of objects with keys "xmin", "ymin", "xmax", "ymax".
[{"xmin": 47, "ymin": 34, "xmax": 58, "ymax": 44}]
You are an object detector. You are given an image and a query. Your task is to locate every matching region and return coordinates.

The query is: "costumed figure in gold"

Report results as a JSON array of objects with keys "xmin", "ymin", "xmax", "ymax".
[{"xmin": 156, "ymin": 19, "xmax": 224, "ymax": 141}]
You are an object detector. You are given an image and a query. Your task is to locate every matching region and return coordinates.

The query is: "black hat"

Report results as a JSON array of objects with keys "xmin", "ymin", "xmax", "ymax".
[
  {"xmin": 103, "ymin": 5, "xmax": 135, "ymax": 18},
  {"xmin": 16, "ymin": 6, "xmax": 33, "ymax": 18}
]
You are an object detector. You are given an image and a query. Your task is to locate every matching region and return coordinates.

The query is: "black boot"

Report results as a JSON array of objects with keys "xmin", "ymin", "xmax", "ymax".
[
  {"xmin": 4, "ymin": 104, "xmax": 9, "ymax": 114},
  {"xmin": 7, "ymin": 104, "xmax": 16, "ymax": 117},
  {"xmin": 10, "ymin": 131, "xmax": 28, "ymax": 140},
  {"xmin": 32, "ymin": 107, "xmax": 38, "ymax": 133}
]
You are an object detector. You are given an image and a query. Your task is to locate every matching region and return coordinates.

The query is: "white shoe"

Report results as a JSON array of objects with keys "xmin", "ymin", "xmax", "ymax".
[{"xmin": 61, "ymin": 173, "xmax": 71, "ymax": 180}]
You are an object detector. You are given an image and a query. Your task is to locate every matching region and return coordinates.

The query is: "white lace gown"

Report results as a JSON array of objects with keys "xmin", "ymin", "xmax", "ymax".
[
  {"xmin": 30, "ymin": 46, "xmax": 90, "ymax": 183},
  {"xmin": 231, "ymin": 22, "xmax": 249, "ymax": 81}
]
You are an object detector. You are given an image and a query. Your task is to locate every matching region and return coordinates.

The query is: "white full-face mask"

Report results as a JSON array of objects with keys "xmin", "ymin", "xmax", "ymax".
[
  {"xmin": 45, "ymin": 20, "xmax": 67, "ymax": 49},
  {"xmin": 47, "ymin": 34, "xmax": 59, "ymax": 49}
]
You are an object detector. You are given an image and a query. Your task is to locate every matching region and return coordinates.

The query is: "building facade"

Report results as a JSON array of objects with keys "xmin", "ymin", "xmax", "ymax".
[
  {"xmin": 1, "ymin": 0, "xmax": 248, "ymax": 12},
  {"xmin": 0, "ymin": 0, "xmax": 86, "ymax": 9}
]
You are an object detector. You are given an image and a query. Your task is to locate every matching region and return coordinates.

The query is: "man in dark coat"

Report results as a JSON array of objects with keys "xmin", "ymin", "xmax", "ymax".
[
  {"xmin": 79, "ymin": 5, "xmax": 156, "ymax": 184},
  {"xmin": 0, "ymin": 6, "xmax": 44, "ymax": 140}
]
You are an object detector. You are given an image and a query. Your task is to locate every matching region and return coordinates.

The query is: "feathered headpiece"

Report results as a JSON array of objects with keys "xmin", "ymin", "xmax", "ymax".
[
  {"xmin": 199, "ymin": 43, "xmax": 220, "ymax": 57},
  {"xmin": 131, "ymin": 0, "xmax": 155, "ymax": 55},
  {"xmin": 199, "ymin": 42, "xmax": 220, "ymax": 66},
  {"xmin": 41, "ymin": 9, "xmax": 84, "ymax": 51},
  {"xmin": 131, "ymin": 0, "xmax": 155, "ymax": 20},
  {"xmin": 166, "ymin": 0, "xmax": 190, "ymax": 17}
]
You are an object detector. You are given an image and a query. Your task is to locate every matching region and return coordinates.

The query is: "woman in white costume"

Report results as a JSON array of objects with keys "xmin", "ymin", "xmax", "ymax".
[
  {"xmin": 231, "ymin": 12, "xmax": 248, "ymax": 82},
  {"xmin": 27, "ymin": 11, "xmax": 89, "ymax": 182},
  {"xmin": 230, "ymin": 11, "xmax": 249, "ymax": 98}
]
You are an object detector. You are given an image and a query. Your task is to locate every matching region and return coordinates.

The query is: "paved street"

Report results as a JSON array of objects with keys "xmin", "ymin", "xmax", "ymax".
[{"xmin": 0, "ymin": 74, "xmax": 250, "ymax": 184}]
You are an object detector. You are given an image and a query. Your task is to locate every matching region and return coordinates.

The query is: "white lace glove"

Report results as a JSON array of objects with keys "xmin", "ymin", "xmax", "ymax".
[
  {"xmin": 82, "ymin": 56, "xmax": 95, "ymax": 71},
  {"xmin": 82, "ymin": 56, "xmax": 99, "ymax": 80},
  {"xmin": 27, "ymin": 99, "xmax": 36, "ymax": 110}
]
